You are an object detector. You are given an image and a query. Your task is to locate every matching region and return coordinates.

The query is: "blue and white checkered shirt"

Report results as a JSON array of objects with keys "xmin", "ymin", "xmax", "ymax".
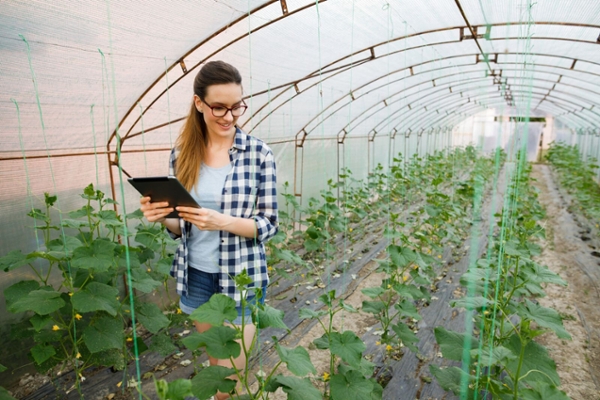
[{"xmin": 168, "ymin": 127, "xmax": 278, "ymax": 306}]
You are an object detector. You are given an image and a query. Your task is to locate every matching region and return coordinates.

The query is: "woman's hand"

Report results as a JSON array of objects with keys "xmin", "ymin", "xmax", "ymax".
[
  {"xmin": 176, "ymin": 206, "xmax": 232, "ymax": 231},
  {"xmin": 140, "ymin": 196, "xmax": 174, "ymax": 223}
]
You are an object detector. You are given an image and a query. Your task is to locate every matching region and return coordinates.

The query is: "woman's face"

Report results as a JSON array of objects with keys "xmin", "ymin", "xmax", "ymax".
[{"xmin": 194, "ymin": 83, "xmax": 243, "ymax": 141}]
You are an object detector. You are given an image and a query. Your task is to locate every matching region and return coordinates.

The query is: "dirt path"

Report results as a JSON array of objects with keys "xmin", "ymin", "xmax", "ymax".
[{"xmin": 532, "ymin": 164, "xmax": 600, "ymax": 400}]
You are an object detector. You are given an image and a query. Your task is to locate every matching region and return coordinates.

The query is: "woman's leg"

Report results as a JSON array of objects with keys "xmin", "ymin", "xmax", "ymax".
[{"xmin": 194, "ymin": 321, "xmax": 255, "ymax": 400}]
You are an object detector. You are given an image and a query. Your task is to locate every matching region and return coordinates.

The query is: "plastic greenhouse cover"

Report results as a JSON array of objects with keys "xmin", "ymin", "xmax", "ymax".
[{"xmin": 1, "ymin": 0, "xmax": 597, "ymax": 157}]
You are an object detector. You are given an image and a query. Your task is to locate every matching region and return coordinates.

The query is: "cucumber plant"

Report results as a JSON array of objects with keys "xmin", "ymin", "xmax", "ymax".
[
  {"xmin": 431, "ymin": 162, "xmax": 571, "ymax": 399},
  {"xmin": 1, "ymin": 184, "xmax": 179, "ymax": 395}
]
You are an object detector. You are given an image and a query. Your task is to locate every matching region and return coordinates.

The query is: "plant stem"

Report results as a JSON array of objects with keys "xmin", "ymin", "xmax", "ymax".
[{"xmin": 513, "ymin": 323, "xmax": 527, "ymax": 400}]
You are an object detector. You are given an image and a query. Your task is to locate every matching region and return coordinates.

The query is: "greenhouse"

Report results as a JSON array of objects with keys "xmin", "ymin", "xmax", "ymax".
[{"xmin": 1, "ymin": 0, "xmax": 600, "ymax": 399}]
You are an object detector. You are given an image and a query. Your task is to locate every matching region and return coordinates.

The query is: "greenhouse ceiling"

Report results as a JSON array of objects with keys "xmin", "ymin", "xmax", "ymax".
[{"xmin": 1, "ymin": 0, "xmax": 599, "ymax": 160}]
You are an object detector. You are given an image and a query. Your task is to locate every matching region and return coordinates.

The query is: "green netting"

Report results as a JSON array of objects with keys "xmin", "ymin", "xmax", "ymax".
[{"xmin": 1, "ymin": 0, "xmax": 599, "ymax": 398}]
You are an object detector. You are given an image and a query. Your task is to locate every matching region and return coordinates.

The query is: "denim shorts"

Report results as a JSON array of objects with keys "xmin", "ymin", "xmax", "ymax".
[{"xmin": 180, "ymin": 267, "xmax": 266, "ymax": 325}]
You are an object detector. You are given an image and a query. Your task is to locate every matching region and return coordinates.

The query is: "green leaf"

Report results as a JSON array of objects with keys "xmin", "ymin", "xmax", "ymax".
[
  {"xmin": 529, "ymin": 263, "xmax": 567, "ymax": 286},
  {"xmin": 150, "ymin": 333, "xmax": 177, "ymax": 356},
  {"xmin": 72, "ymin": 239, "xmax": 117, "ymax": 272},
  {"xmin": 0, "ymin": 364, "xmax": 7, "ymax": 373},
  {"xmin": 83, "ymin": 316, "xmax": 123, "ymax": 353},
  {"xmin": 298, "ymin": 308, "xmax": 327, "ymax": 320},
  {"xmin": 330, "ymin": 370, "xmax": 374, "ymax": 400},
  {"xmin": 9, "ymin": 290, "xmax": 65, "ymax": 315},
  {"xmin": 429, "ymin": 365, "xmax": 474, "ymax": 396},
  {"xmin": 61, "ymin": 219, "xmax": 89, "ymax": 229},
  {"xmin": 330, "ymin": 331, "xmax": 365, "ymax": 368},
  {"xmin": 191, "ymin": 366, "xmax": 236, "ymax": 400},
  {"xmin": 68, "ymin": 205, "xmax": 93, "ymax": 219},
  {"xmin": 470, "ymin": 345, "xmax": 516, "ymax": 367},
  {"xmin": 234, "ymin": 270, "xmax": 253, "ymax": 287},
  {"xmin": 313, "ymin": 334, "xmax": 330, "ymax": 350},
  {"xmin": 30, "ymin": 314, "xmax": 53, "ymax": 332},
  {"xmin": 393, "ymin": 283, "xmax": 428, "ymax": 300},
  {"xmin": 47, "ymin": 236, "xmax": 83, "ymax": 254},
  {"xmin": 361, "ymin": 300, "xmax": 385, "ymax": 315},
  {"xmin": 264, "ymin": 375, "xmax": 321, "ymax": 400},
  {"xmin": 190, "ymin": 294, "xmax": 238, "ymax": 326},
  {"xmin": 130, "ymin": 268, "xmax": 162, "ymax": 293},
  {"xmin": 305, "ymin": 226, "xmax": 320, "ymax": 240},
  {"xmin": 388, "ymin": 245, "xmax": 417, "ymax": 267},
  {"xmin": 520, "ymin": 381, "xmax": 570, "ymax": 400},
  {"xmin": 394, "ymin": 299, "xmax": 421, "ymax": 320},
  {"xmin": 135, "ymin": 226, "xmax": 164, "ymax": 252},
  {"xmin": 518, "ymin": 299, "xmax": 571, "ymax": 339},
  {"xmin": 156, "ymin": 257, "xmax": 172, "ymax": 276},
  {"xmin": 276, "ymin": 344, "xmax": 317, "ymax": 377},
  {"xmin": 27, "ymin": 250, "xmax": 65, "ymax": 262},
  {"xmin": 97, "ymin": 210, "xmax": 122, "ymax": 227},
  {"xmin": 189, "ymin": 326, "xmax": 240, "ymax": 360},
  {"xmin": 256, "ymin": 304, "xmax": 288, "ymax": 330},
  {"xmin": 504, "ymin": 334, "xmax": 560, "ymax": 385},
  {"xmin": 392, "ymin": 321, "xmax": 420, "ymax": 353},
  {"xmin": 0, "ymin": 386, "xmax": 18, "ymax": 400},
  {"xmin": 4, "ymin": 280, "xmax": 40, "ymax": 309},
  {"xmin": 136, "ymin": 303, "xmax": 170, "ymax": 334},
  {"xmin": 157, "ymin": 379, "xmax": 193, "ymax": 400},
  {"xmin": 71, "ymin": 282, "xmax": 120, "ymax": 316},
  {"xmin": 424, "ymin": 205, "xmax": 440, "ymax": 217},
  {"xmin": 451, "ymin": 296, "xmax": 494, "ymax": 310},
  {"xmin": 114, "ymin": 247, "xmax": 141, "ymax": 269},
  {"xmin": 0, "ymin": 250, "xmax": 30, "ymax": 272},
  {"xmin": 31, "ymin": 344, "xmax": 56, "ymax": 365},
  {"xmin": 28, "ymin": 208, "xmax": 48, "ymax": 222},
  {"xmin": 361, "ymin": 287, "xmax": 385, "ymax": 299},
  {"xmin": 126, "ymin": 209, "xmax": 145, "ymax": 220},
  {"xmin": 434, "ymin": 327, "xmax": 479, "ymax": 361}
]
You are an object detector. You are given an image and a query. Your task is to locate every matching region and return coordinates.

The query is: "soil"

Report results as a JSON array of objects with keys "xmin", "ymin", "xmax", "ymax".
[{"xmin": 531, "ymin": 164, "xmax": 600, "ymax": 400}]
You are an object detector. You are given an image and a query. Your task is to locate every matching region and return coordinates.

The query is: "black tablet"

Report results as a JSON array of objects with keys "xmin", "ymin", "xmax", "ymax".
[{"xmin": 128, "ymin": 176, "xmax": 200, "ymax": 218}]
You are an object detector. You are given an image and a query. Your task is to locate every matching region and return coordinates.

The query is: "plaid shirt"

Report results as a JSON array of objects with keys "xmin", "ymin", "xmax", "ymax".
[{"xmin": 168, "ymin": 128, "xmax": 278, "ymax": 305}]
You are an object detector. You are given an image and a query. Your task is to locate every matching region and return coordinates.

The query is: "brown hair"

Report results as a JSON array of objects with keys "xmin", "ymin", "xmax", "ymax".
[{"xmin": 176, "ymin": 61, "xmax": 242, "ymax": 190}]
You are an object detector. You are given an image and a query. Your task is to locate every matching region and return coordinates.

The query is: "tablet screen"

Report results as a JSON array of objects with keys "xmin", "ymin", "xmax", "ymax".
[{"xmin": 128, "ymin": 176, "xmax": 200, "ymax": 218}]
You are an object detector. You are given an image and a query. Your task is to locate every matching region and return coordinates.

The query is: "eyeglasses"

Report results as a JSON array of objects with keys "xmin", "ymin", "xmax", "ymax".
[{"xmin": 204, "ymin": 101, "xmax": 248, "ymax": 118}]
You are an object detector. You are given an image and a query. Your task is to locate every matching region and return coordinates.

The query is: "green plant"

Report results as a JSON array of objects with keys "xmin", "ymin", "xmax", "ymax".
[
  {"xmin": 1, "ymin": 184, "xmax": 178, "ymax": 396},
  {"xmin": 300, "ymin": 290, "xmax": 383, "ymax": 399},
  {"xmin": 431, "ymin": 162, "xmax": 571, "ymax": 399},
  {"xmin": 155, "ymin": 270, "xmax": 319, "ymax": 400},
  {"xmin": 546, "ymin": 142, "xmax": 600, "ymax": 225}
]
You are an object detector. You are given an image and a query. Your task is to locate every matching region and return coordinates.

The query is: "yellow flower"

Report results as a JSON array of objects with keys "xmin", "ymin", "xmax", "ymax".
[
  {"xmin": 68, "ymin": 292, "xmax": 74, "ymax": 297},
  {"xmin": 387, "ymin": 284, "xmax": 391, "ymax": 289},
  {"xmin": 349, "ymin": 228, "xmax": 353, "ymax": 232},
  {"xmin": 52, "ymin": 325, "xmax": 60, "ymax": 331},
  {"xmin": 386, "ymin": 345, "xmax": 392, "ymax": 352},
  {"xmin": 76, "ymin": 352, "xmax": 81, "ymax": 359},
  {"xmin": 126, "ymin": 337, "xmax": 133, "ymax": 342},
  {"xmin": 176, "ymin": 308, "xmax": 182, "ymax": 314},
  {"xmin": 147, "ymin": 268, "xmax": 151, "ymax": 272},
  {"xmin": 75, "ymin": 314, "xmax": 82, "ymax": 320},
  {"xmin": 323, "ymin": 372, "xmax": 330, "ymax": 382},
  {"xmin": 375, "ymin": 341, "xmax": 381, "ymax": 346},
  {"xmin": 301, "ymin": 274, "xmax": 305, "ymax": 278},
  {"xmin": 268, "ymin": 266, "xmax": 273, "ymax": 272},
  {"xmin": 403, "ymin": 275, "xmax": 408, "ymax": 282},
  {"xmin": 413, "ymin": 265, "xmax": 418, "ymax": 270},
  {"xmin": 437, "ymin": 255, "xmax": 442, "ymax": 259}
]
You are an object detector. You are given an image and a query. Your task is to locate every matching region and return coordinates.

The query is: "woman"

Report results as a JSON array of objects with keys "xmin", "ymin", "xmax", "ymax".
[{"xmin": 140, "ymin": 60, "xmax": 278, "ymax": 399}]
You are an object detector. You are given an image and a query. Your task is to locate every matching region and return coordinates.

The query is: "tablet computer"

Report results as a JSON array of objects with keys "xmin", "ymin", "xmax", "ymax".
[{"xmin": 128, "ymin": 176, "xmax": 200, "ymax": 218}]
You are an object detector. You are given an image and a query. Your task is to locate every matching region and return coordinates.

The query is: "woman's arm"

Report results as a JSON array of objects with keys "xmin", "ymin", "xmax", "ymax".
[{"xmin": 175, "ymin": 208, "xmax": 256, "ymax": 238}]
